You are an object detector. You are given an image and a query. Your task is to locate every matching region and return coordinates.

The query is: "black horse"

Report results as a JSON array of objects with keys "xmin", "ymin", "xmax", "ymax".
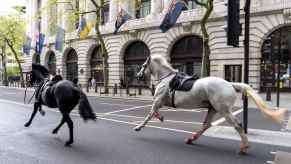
[{"xmin": 25, "ymin": 64, "xmax": 96, "ymax": 146}]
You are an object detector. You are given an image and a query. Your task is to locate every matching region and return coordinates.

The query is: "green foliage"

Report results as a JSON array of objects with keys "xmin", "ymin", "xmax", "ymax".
[
  {"xmin": 0, "ymin": 14, "xmax": 26, "ymax": 86},
  {"xmin": 7, "ymin": 66, "xmax": 20, "ymax": 77},
  {"xmin": 0, "ymin": 15, "xmax": 25, "ymax": 54}
]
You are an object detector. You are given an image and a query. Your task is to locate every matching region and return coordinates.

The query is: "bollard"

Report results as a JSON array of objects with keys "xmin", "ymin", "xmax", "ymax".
[
  {"xmin": 95, "ymin": 84, "xmax": 98, "ymax": 93},
  {"xmin": 266, "ymin": 87, "xmax": 271, "ymax": 101},
  {"xmin": 138, "ymin": 87, "xmax": 142, "ymax": 95},
  {"xmin": 86, "ymin": 84, "xmax": 89, "ymax": 93},
  {"xmin": 126, "ymin": 86, "xmax": 129, "ymax": 95},
  {"xmin": 151, "ymin": 84, "xmax": 155, "ymax": 96},
  {"xmin": 114, "ymin": 84, "xmax": 117, "ymax": 95}
]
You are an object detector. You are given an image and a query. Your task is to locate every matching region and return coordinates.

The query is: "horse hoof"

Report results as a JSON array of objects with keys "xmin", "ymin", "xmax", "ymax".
[
  {"xmin": 52, "ymin": 129, "xmax": 58, "ymax": 134},
  {"xmin": 40, "ymin": 110, "xmax": 45, "ymax": 116},
  {"xmin": 239, "ymin": 144, "xmax": 249, "ymax": 155},
  {"xmin": 24, "ymin": 122, "xmax": 30, "ymax": 127},
  {"xmin": 134, "ymin": 127, "xmax": 141, "ymax": 132},
  {"xmin": 65, "ymin": 141, "xmax": 73, "ymax": 147},
  {"xmin": 159, "ymin": 116, "xmax": 164, "ymax": 122},
  {"xmin": 185, "ymin": 138, "xmax": 193, "ymax": 145}
]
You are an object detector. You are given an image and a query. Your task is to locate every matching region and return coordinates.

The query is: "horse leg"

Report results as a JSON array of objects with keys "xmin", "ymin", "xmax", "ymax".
[
  {"xmin": 223, "ymin": 113, "xmax": 249, "ymax": 155},
  {"xmin": 154, "ymin": 112, "xmax": 164, "ymax": 122},
  {"xmin": 64, "ymin": 113, "xmax": 74, "ymax": 146},
  {"xmin": 134, "ymin": 100, "xmax": 162, "ymax": 131},
  {"xmin": 38, "ymin": 105, "xmax": 45, "ymax": 116},
  {"xmin": 52, "ymin": 117, "xmax": 65, "ymax": 134},
  {"xmin": 186, "ymin": 108, "xmax": 216, "ymax": 144},
  {"xmin": 24, "ymin": 102, "xmax": 40, "ymax": 127}
]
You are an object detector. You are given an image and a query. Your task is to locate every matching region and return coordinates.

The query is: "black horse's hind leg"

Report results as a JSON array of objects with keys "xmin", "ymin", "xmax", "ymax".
[
  {"xmin": 63, "ymin": 113, "xmax": 74, "ymax": 147},
  {"xmin": 52, "ymin": 117, "xmax": 65, "ymax": 134},
  {"xmin": 24, "ymin": 102, "xmax": 40, "ymax": 127}
]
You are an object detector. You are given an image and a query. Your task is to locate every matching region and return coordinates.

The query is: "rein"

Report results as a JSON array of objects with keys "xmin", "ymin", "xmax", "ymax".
[
  {"xmin": 24, "ymin": 79, "xmax": 48, "ymax": 104},
  {"xmin": 153, "ymin": 72, "xmax": 176, "ymax": 85}
]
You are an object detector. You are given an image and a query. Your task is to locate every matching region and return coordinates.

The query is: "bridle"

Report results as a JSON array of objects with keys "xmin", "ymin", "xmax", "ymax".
[
  {"xmin": 137, "ymin": 56, "xmax": 175, "ymax": 84},
  {"xmin": 137, "ymin": 56, "xmax": 151, "ymax": 80}
]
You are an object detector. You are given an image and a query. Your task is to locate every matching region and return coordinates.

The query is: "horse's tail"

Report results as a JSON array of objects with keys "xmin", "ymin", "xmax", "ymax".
[
  {"xmin": 231, "ymin": 82, "xmax": 287, "ymax": 124},
  {"xmin": 77, "ymin": 89, "xmax": 96, "ymax": 121}
]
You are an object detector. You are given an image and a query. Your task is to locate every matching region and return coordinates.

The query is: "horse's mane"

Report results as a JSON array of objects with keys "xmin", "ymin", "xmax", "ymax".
[
  {"xmin": 32, "ymin": 63, "xmax": 50, "ymax": 78},
  {"xmin": 151, "ymin": 55, "xmax": 178, "ymax": 72}
]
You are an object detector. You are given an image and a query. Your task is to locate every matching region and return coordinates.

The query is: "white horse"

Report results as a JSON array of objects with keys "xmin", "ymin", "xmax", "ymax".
[{"xmin": 134, "ymin": 55, "xmax": 287, "ymax": 154}]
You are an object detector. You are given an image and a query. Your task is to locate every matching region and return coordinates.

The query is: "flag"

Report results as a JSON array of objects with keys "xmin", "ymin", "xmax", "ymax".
[
  {"xmin": 55, "ymin": 27, "xmax": 65, "ymax": 51},
  {"xmin": 23, "ymin": 36, "xmax": 32, "ymax": 55},
  {"xmin": 36, "ymin": 33, "xmax": 45, "ymax": 54},
  {"xmin": 77, "ymin": 16, "xmax": 93, "ymax": 39},
  {"xmin": 159, "ymin": 0, "xmax": 188, "ymax": 33},
  {"xmin": 114, "ymin": 9, "xmax": 132, "ymax": 34}
]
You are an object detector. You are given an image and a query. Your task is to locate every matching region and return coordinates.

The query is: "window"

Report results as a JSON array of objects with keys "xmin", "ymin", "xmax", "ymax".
[
  {"xmin": 136, "ymin": 0, "xmax": 151, "ymax": 18},
  {"xmin": 171, "ymin": 36, "xmax": 203, "ymax": 76},
  {"xmin": 224, "ymin": 65, "xmax": 242, "ymax": 82},
  {"xmin": 188, "ymin": 0, "xmax": 197, "ymax": 10},
  {"xmin": 66, "ymin": 49, "xmax": 78, "ymax": 82},
  {"xmin": 90, "ymin": 47, "xmax": 104, "ymax": 85},
  {"xmin": 47, "ymin": 52, "xmax": 56, "ymax": 75},
  {"xmin": 75, "ymin": 0, "xmax": 80, "ymax": 29},
  {"xmin": 101, "ymin": 3, "xmax": 110, "ymax": 24},
  {"xmin": 124, "ymin": 41, "xmax": 150, "ymax": 87},
  {"xmin": 261, "ymin": 26, "xmax": 291, "ymax": 91}
]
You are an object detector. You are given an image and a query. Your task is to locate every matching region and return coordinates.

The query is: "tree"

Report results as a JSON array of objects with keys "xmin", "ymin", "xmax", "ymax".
[
  {"xmin": 194, "ymin": 0, "xmax": 213, "ymax": 77},
  {"xmin": 0, "ymin": 39, "xmax": 8, "ymax": 86},
  {"xmin": 0, "ymin": 15, "xmax": 26, "ymax": 87},
  {"xmin": 89, "ymin": 0, "xmax": 109, "ymax": 93}
]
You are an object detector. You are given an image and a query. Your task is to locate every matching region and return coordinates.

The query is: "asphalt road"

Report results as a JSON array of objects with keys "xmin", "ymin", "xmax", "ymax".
[{"xmin": 0, "ymin": 87, "xmax": 290, "ymax": 164}]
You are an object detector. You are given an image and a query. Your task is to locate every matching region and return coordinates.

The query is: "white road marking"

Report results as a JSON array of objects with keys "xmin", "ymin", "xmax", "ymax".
[
  {"xmin": 97, "ymin": 104, "xmax": 152, "ymax": 116},
  {"xmin": 97, "ymin": 102, "xmax": 136, "ymax": 107},
  {"xmin": 160, "ymin": 108, "xmax": 202, "ymax": 112},
  {"xmin": 105, "ymin": 113, "xmax": 202, "ymax": 125},
  {"xmin": 211, "ymin": 108, "xmax": 243, "ymax": 126},
  {"xmin": 0, "ymin": 99, "xmax": 33, "ymax": 107},
  {"xmin": 266, "ymin": 161, "xmax": 274, "ymax": 164}
]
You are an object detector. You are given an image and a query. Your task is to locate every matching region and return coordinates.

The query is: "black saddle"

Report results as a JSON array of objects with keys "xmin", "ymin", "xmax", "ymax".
[
  {"xmin": 36, "ymin": 75, "xmax": 63, "ymax": 108},
  {"xmin": 169, "ymin": 73, "xmax": 199, "ymax": 92}
]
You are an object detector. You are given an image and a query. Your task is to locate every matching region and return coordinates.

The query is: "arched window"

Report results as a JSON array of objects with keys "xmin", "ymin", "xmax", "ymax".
[
  {"xmin": 66, "ymin": 49, "xmax": 78, "ymax": 82},
  {"xmin": 32, "ymin": 53, "xmax": 40, "ymax": 64},
  {"xmin": 261, "ymin": 26, "xmax": 291, "ymax": 91},
  {"xmin": 124, "ymin": 41, "xmax": 150, "ymax": 87},
  {"xmin": 47, "ymin": 52, "xmax": 56, "ymax": 75},
  {"xmin": 136, "ymin": 0, "xmax": 151, "ymax": 18},
  {"xmin": 90, "ymin": 46, "xmax": 104, "ymax": 85},
  {"xmin": 170, "ymin": 36, "xmax": 203, "ymax": 76}
]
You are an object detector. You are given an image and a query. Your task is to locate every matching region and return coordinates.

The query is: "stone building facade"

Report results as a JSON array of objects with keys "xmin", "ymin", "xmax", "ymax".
[{"xmin": 23, "ymin": 0, "xmax": 291, "ymax": 92}]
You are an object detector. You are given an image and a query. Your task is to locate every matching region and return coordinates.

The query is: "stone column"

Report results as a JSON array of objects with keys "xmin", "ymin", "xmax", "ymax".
[
  {"xmin": 162, "ymin": 0, "xmax": 171, "ymax": 14},
  {"xmin": 110, "ymin": 0, "xmax": 118, "ymax": 22},
  {"xmin": 151, "ymin": 0, "xmax": 163, "ymax": 15}
]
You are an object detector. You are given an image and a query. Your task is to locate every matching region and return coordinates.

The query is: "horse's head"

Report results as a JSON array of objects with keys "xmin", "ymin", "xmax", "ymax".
[
  {"xmin": 29, "ymin": 64, "xmax": 50, "ymax": 85},
  {"xmin": 136, "ymin": 56, "xmax": 151, "ymax": 81}
]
